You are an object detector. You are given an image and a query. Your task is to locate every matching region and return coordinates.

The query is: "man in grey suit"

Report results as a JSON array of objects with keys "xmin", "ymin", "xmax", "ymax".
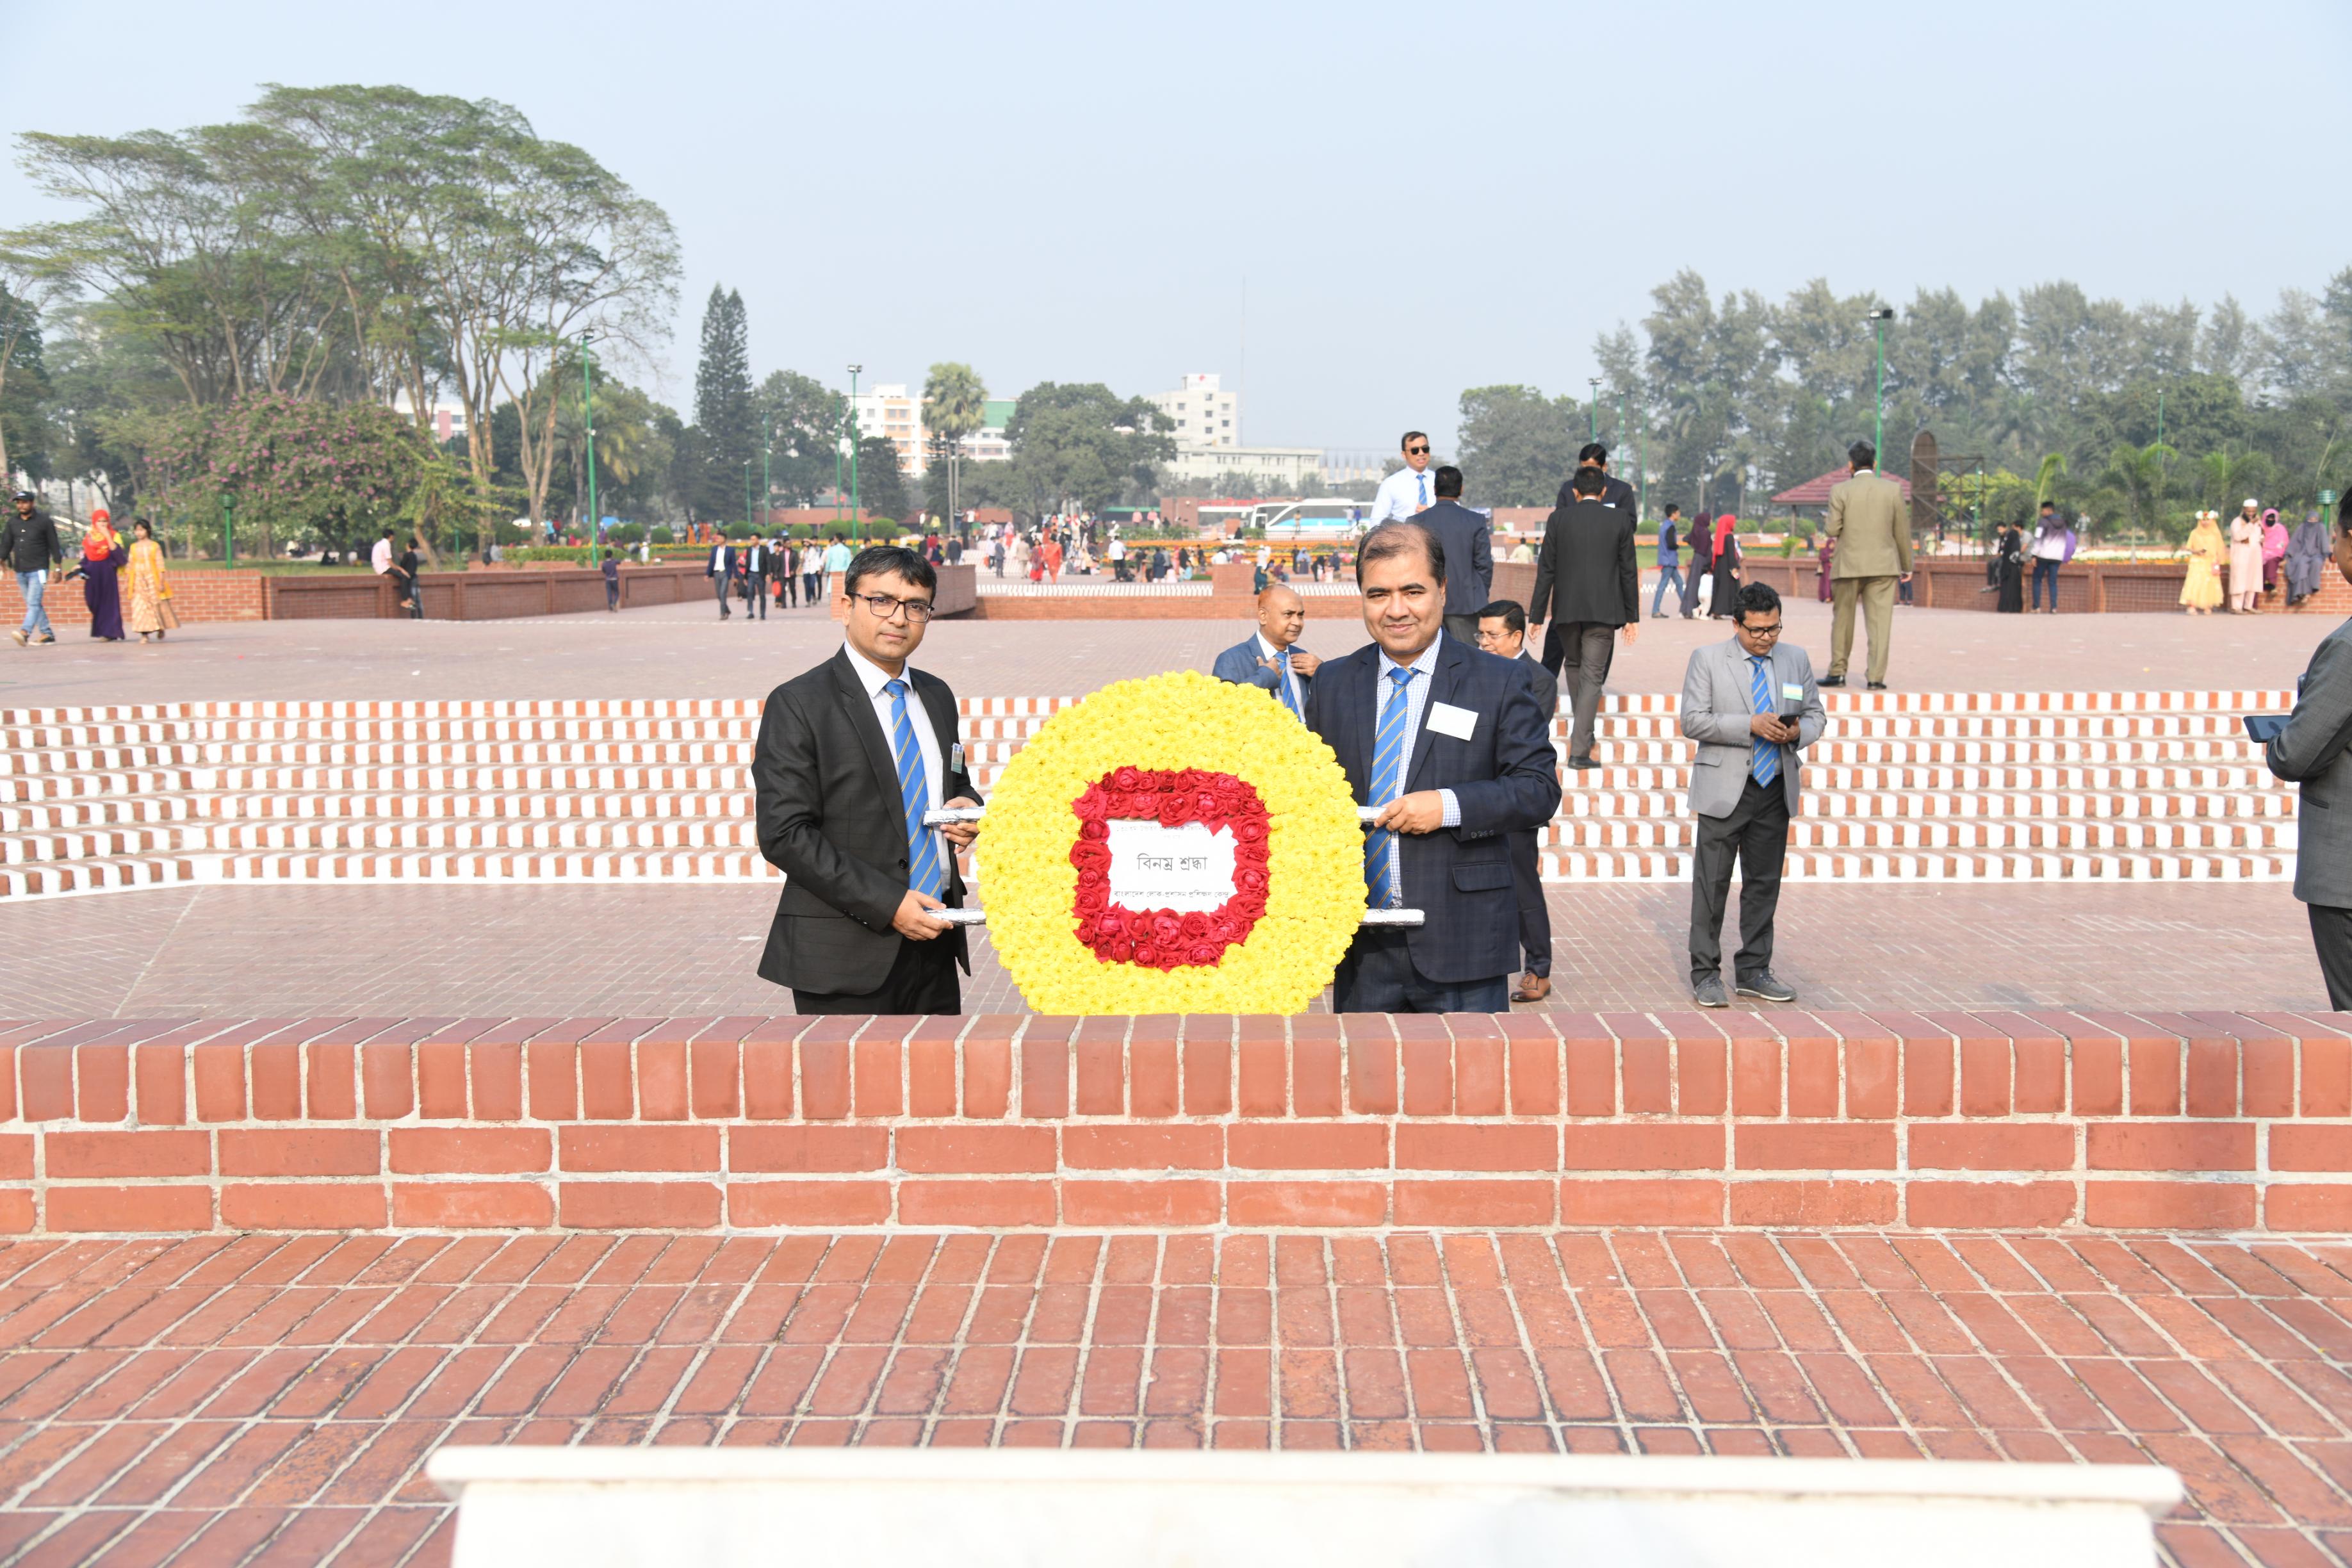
[
  {"xmin": 2264, "ymin": 517, "xmax": 2352, "ymax": 1008},
  {"xmin": 1679, "ymin": 580, "xmax": 1826, "ymax": 1008},
  {"xmin": 1820, "ymin": 439, "xmax": 1912, "ymax": 690},
  {"xmin": 1414, "ymin": 466, "xmax": 1494, "ymax": 646},
  {"xmin": 1209, "ymin": 584, "xmax": 1320, "ymax": 722},
  {"xmin": 1477, "ymin": 599, "xmax": 1559, "ymax": 1004}
]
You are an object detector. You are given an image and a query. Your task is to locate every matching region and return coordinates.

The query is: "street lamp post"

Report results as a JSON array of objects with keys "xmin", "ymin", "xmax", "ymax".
[
  {"xmin": 578, "ymin": 333, "xmax": 599, "ymax": 558},
  {"xmin": 1587, "ymin": 378, "xmax": 1601, "ymax": 442},
  {"xmin": 847, "ymin": 364, "xmax": 863, "ymax": 541},
  {"xmin": 1866, "ymin": 307, "xmax": 1895, "ymax": 465},
  {"xmin": 833, "ymin": 395, "xmax": 845, "ymax": 524}
]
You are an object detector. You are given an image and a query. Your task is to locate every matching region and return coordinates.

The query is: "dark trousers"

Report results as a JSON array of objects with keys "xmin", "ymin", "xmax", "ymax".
[
  {"xmin": 1510, "ymin": 828, "xmax": 1549, "ymax": 977},
  {"xmin": 1542, "ymin": 621, "xmax": 1617, "ymax": 761},
  {"xmin": 780, "ymin": 571, "xmax": 797, "ymax": 608},
  {"xmin": 2310, "ymin": 904, "xmax": 2352, "ymax": 1012},
  {"xmin": 1332, "ymin": 927, "xmax": 1510, "ymax": 1013},
  {"xmin": 1689, "ymin": 774, "xmax": 1791, "ymax": 984},
  {"xmin": 712, "ymin": 574, "xmax": 731, "ymax": 616},
  {"xmin": 746, "ymin": 574, "xmax": 765, "ymax": 618},
  {"xmin": 1443, "ymin": 612, "xmax": 1483, "ymax": 648},
  {"xmin": 2031, "ymin": 557, "xmax": 2061, "ymax": 610},
  {"xmin": 1681, "ymin": 562, "xmax": 1708, "ymax": 617},
  {"xmin": 792, "ymin": 932, "xmax": 961, "ymax": 1015},
  {"xmin": 605, "ymin": 581, "xmax": 619, "ymax": 611}
]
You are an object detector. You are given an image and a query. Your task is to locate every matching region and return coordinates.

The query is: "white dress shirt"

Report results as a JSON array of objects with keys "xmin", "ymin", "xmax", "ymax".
[
  {"xmin": 1255, "ymin": 632, "xmax": 1305, "ymax": 713},
  {"xmin": 842, "ymin": 642, "xmax": 947, "ymax": 879},
  {"xmin": 1369, "ymin": 465, "xmax": 1435, "ymax": 527},
  {"xmin": 1368, "ymin": 632, "xmax": 1463, "ymax": 906}
]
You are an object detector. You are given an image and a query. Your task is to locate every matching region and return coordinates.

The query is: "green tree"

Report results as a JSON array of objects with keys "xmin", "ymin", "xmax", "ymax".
[
  {"xmin": 1454, "ymin": 386, "xmax": 1574, "ymax": 507},
  {"xmin": 2096, "ymin": 441, "xmax": 2176, "ymax": 543},
  {"xmin": 0, "ymin": 272, "xmax": 53, "ymax": 484},
  {"xmin": 692, "ymin": 284, "xmax": 755, "ymax": 518},
  {"xmin": 757, "ymin": 370, "xmax": 840, "ymax": 507},
  {"xmin": 854, "ymin": 434, "xmax": 908, "ymax": 521},
  {"xmin": 1003, "ymin": 382, "xmax": 1173, "ymax": 515}
]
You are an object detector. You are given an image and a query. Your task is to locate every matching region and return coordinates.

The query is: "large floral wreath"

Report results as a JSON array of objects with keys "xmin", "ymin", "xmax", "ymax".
[{"xmin": 979, "ymin": 671, "xmax": 1364, "ymax": 1015}]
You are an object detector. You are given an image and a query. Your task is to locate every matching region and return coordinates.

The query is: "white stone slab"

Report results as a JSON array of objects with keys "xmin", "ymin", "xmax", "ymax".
[{"xmin": 428, "ymin": 1448, "xmax": 2179, "ymax": 1568}]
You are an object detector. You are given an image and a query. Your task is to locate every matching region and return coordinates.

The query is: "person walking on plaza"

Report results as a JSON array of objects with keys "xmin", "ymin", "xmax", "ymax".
[
  {"xmin": 5, "ymin": 491, "xmax": 61, "ymax": 646},
  {"xmin": 2029, "ymin": 502, "xmax": 2073, "ymax": 612},
  {"xmin": 1707, "ymin": 514, "xmax": 1743, "ymax": 619},
  {"xmin": 1213, "ymin": 584, "xmax": 1320, "ymax": 721},
  {"xmin": 2264, "ymin": 516, "xmax": 2352, "ymax": 1007},
  {"xmin": 1530, "ymin": 464, "xmax": 1639, "ymax": 769},
  {"xmin": 1681, "ymin": 581, "xmax": 1825, "ymax": 1008},
  {"xmin": 2182, "ymin": 511, "xmax": 2225, "ymax": 614},
  {"xmin": 1369, "ymin": 432, "xmax": 1437, "ymax": 525},
  {"xmin": 1683, "ymin": 503, "xmax": 1713, "ymax": 619},
  {"xmin": 1309, "ymin": 523, "xmax": 1559, "ymax": 1013},
  {"xmin": 1651, "ymin": 503, "xmax": 1685, "ymax": 619},
  {"xmin": 601, "ymin": 548, "xmax": 621, "ymax": 612},
  {"xmin": 2230, "ymin": 500, "xmax": 2265, "ymax": 613},
  {"xmin": 706, "ymin": 534, "xmax": 738, "ymax": 619},
  {"xmin": 1412, "ymin": 466, "xmax": 1494, "ymax": 646},
  {"xmin": 1474, "ymin": 600, "xmax": 1559, "ymax": 1004},
  {"xmin": 66, "ymin": 512, "xmax": 127, "ymax": 641},
  {"xmin": 1994, "ymin": 521, "xmax": 2025, "ymax": 613},
  {"xmin": 125, "ymin": 519, "xmax": 176, "ymax": 643},
  {"xmin": 822, "ymin": 534, "xmax": 853, "ymax": 607},
  {"xmin": 1815, "ymin": 533, "xmax": 1836, "ymax": 602},
  {"xmin": 802, "ymin": 539, "xmax": 825, "ymax": 605},
  {"xmin": 1820, "ymin": 441, "xmax": 1911, "ymax": 690},
  {"xmin": 742, "ymin": 535, "xmax": 771, "ymax": 621},
  {"xmin": 753, "ymin": 544, "xmax": 984, "ymax": 1013}
]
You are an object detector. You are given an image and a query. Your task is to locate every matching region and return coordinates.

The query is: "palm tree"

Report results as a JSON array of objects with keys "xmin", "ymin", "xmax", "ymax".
[
  {"xmin": 2196, "ymin": 446, "xmax": 2273, "ymax": 519},
  {"xmin": 922, "ymin": 362, "xmax": 988, "ymax": 529},
  {"xmin": 2098, "ymin": 441, "xmax": 2175, "ymax": 544},
  {"xmin": 2032, "ymin": 453, "xmax": 2066, "ymax": 507}
]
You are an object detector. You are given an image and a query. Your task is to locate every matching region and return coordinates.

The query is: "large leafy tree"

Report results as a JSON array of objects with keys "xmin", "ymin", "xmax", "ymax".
[
  {"xmin": 1455, "ymin": 386, "xmax": 1574, "ymax": 507},
  {"xmin": 142, "ymin": 391, "xmax": 446, "ymax": 558},
  {"xmin": 1004, "ymin": 382, "xmax": 1173, "ymax": 516},
  {"xmin": 757, "ymin": 370, "xmax": 842, "ymax": 507}
]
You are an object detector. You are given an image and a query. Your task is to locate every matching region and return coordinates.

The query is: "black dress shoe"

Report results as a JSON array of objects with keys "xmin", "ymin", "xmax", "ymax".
[
  {"xmin": 1565, "ymin": 756, "xmax": 1599, "ymax": 771},
  {"xmin": 1866, "ymin": 680, "xmax": 1888, "ymax": 691},
  {"xmin": 1817, "ymin": 674, "xmax": 1845, "ymax": 688}
]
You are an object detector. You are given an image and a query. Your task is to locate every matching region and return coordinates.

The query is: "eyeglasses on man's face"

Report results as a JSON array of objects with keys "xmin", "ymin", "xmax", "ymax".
[
  {"xmin": 1737, "ymin": 620, "xmax": 1783, "ymax": 640},
  {"xmin": 854, "ymin": 591, "xmax": 935, "ymax": 623},
  {"xmin": 1405, "ymin": 445, "xmax": 1430, "ymax": 456}
]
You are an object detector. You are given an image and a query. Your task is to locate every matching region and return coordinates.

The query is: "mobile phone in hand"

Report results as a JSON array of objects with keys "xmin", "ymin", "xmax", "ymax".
[{"xmin": 2244, "ymin": 714, "xmax": 2287, "ymax": 744}]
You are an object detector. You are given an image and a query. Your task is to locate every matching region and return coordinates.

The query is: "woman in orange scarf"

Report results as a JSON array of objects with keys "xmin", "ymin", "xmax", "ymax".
[
  {"xmin": 1706, "ymin": 514, "xmax": 1742, "ymax": 619},
  {"xmin": 69, "ymin": 509, "xmax": 127, "ymax": 641},
  {"xmin": 126, "ymin": 518, "xmax": 176, "ymax": 642}
]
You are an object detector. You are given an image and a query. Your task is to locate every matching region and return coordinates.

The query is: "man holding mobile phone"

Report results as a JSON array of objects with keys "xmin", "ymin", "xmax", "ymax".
[
  {"xmin": 1679, "ymin": 581, "xmax": 1825, "ymax": 1008},
  {"xmin": 2262, "ymin": 514, "xmax": 2352, "ymax": 1008}
]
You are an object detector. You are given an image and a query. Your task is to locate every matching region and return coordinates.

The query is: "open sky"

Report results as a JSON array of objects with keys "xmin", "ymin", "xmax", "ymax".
[{"xmin": 6, "ymin": 0, "xmax": 2346, "ymax": 454}]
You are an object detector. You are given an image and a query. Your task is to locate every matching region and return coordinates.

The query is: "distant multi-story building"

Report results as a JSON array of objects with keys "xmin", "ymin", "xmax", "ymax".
[
  {"xmin": 848, "ymin": 384, "xmax": 924, "ymax": 475},
  {"xmin": 1146, "ymin": 373, "xmax": 1239, "ymax": 449}
]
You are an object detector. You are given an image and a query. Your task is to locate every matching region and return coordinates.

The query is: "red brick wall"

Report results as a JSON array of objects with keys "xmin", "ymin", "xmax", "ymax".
[
  {"xmin": 0, "ymin": 569, "xmax": 266, "ymax": 627},
  {"xmin": 4, "ymin": 1012, "xmax": 2344, "ymax": 1236}
]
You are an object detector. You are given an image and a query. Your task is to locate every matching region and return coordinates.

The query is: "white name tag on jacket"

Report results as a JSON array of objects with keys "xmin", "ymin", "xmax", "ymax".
[
  {"xmin": 1426, "ymin": 701, "xmax": 1478, "ymax": 740},
  {"xmin": 950, "ymin": 742, "xmax": 965, "ymax": 772},
  {"xmin": 1781, "ymin": 683, "xmax": 1804, "ymax": 704}
]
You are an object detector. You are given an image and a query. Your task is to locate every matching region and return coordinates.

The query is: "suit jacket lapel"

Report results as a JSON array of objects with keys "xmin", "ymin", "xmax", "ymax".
[
  {"xmin": 830, "ymin": 649, "xmax": 903, "ymax": 808},
  {"xmin": 1403, "ymin": 635, "xmax": 1465, "ymax": 792}
]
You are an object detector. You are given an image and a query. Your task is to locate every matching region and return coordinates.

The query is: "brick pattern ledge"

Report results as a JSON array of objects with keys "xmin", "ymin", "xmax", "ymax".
[{"xmin": 3, "ymin": 1011, "xmax": 2348, "ymax": 1237}]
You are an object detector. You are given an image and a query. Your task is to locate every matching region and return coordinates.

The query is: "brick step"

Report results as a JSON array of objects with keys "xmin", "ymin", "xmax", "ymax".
[
  {"xmin": 0, "ymin": 853, "xmax": 199, "ymax": 898},
  {"xmin": 1, "ymin": 768, "xmax": 199, "ymax": 801},
  {"xmin": 1539, "ymin": 817, "xmax": 2296, "ymax": 851},
  {"xmin": 1540, "ymin": 849, "xmax": 2295, "ymax": 880},
  {"xmin": 0, "ymin": 796, "xmax": 204, "ymax": 831},
  {"xmin": 1559, "ymin": 788, "xmax": 2294, "ymax": 820}
]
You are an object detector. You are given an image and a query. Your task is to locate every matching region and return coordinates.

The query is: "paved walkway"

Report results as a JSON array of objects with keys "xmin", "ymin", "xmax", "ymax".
[
  {"xmin": 0, "ymin": 882, "xmax": 2325, "ymax": 1018},
  {"xmin": 1, "ymin": 1230, "xmax": 2347, "ymax": 1567},
  {"xmin": 0, "ymin": 594, "xmax": 2330, "ymax": 708}
]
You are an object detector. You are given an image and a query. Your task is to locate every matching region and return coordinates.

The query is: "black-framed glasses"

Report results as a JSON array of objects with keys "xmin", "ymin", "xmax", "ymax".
[
  {"xmin": 854, "ymin": 592, "xmax": 935, "ymax": 623},
  {"xmin": 1405, "ymin": 445, "xmax": 1430, "ymax": 455},
  {"xmin": 1739, "ymin": 622, "xmax": 1783, "ymax": 640}
]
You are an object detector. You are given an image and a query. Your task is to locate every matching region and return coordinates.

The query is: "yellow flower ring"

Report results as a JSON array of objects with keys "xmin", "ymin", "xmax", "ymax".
[{"xmin": 978, "ymin": 671, "xmax": 1364, "ymax": 1015}]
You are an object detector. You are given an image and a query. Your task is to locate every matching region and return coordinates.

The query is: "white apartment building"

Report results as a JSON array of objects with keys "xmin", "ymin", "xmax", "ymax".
[
  {"xmin": 1158, "ymin": 444, "xmax": 1325, "ymax": 492},
  {"xmin": 1147, "ymin": 373, "xmax": 1239, "ymax": 449},
  {"xmin": 848, "ymin": 384, "xmax": 924, "ymax": 475}
]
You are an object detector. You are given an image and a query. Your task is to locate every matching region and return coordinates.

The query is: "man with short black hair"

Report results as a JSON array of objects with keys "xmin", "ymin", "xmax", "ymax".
[
  {"xmin": 752, "ymin": 544, "xmax": 984, "ymax": 1013},
  {"xmin": 1368, "ymin": 431, "xmax": 1437, "ymax": 525},
  {"xmin": 1822, "ymin": 440, "xmax": 1911, "ymax": 690},
  {"xmin": 1414, "ymin": 465, "xmax": 1494, "ymax": 646},
  {"xmin": 1310, "ymin": 523, "xmax": 1560, "ymax": 1012},
  {"xmin": 706, "ymin": 533, "xmax": 738, "ymax": 619},
  {"xmin": 4, "ymin": 491, "xmax": 62, "ymax": 647},
  {"xmin": 1555, "ymin": 441, "xmax": 1636, "ymax": 513},
  {"xmin": 1530, "ymin": 464, "xmax": 1639, "ymax": 769},
  {"xmin": 1679, "ymin": 581, "xmax": 1825, "ymax": 1008},
  {"xmin": 1475, "ymin": 598, "xmax": 1558, "ymax": 1004}
]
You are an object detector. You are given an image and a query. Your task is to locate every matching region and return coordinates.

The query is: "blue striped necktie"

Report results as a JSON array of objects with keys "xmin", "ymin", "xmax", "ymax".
[
  {"xmin": 1275, "ymin": 648, "xmax": 1303, "ymax": 719},
  {"xmin": 1417, "ymin": 473, "xmax": 1428, "ymax": 509},
  {"xmin": 1749, "ymin": 656, "xmax": 1780, "ymax": 787},
  {"xmin": 1364, "ymin": 666, "xmax": 1416, "ymax": 906},
  {"xmin": 885, "ymin": 678, "xmax": 946, "ymax": 898}
]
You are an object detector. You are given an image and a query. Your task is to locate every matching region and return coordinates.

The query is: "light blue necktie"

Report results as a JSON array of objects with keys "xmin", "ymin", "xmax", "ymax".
[
  {"xmin": 1417, "ymin": 473, "xmax": 1428, "ymax": 509},
  {"xmin": 1275, "ymin": 648, "xmax": 1303, "ymax": 720},
  {"xmin": 1749, "ymin": 656, "xmax": 1780, "ymax": 787},
  {"xmin": 885, "ymin": 678, "xmax": 946, "ymax": 898},
  {"xmin": 1364, "ymin": 666, "xmax": 1416, "ymax": 907}
]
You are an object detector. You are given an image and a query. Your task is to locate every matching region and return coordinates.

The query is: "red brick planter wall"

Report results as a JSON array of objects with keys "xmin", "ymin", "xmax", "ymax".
[
  {"xmin": 0, "ymin": 569, "xmax": 266, "ymax": 627},
  {"xmin": 4, "ymin": 1011, "xmax": 2346, "ymax": 1237}
]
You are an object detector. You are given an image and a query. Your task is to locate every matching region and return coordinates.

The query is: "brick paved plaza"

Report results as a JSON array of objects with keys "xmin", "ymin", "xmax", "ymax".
[{"xmin": 4, "ymin": 598, "xmax": 2347, "ymax": 1568}]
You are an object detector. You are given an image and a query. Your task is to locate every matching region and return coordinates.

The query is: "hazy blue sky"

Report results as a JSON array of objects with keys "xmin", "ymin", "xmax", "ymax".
[{"xmin": 8, "ymin": 0, "xmax": 2347, "ymax": 453}]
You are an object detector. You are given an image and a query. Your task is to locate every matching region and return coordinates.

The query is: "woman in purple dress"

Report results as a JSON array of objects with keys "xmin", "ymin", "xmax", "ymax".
[{"xmin": 69, "ymin": 510, "xmax": 127, "ymax": 641}]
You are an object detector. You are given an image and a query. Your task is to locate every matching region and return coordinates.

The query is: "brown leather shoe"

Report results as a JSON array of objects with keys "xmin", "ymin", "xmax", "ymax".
[{"xmin": 1510, "ymin": 974, "xmax": 1552, "ymax": 1004}]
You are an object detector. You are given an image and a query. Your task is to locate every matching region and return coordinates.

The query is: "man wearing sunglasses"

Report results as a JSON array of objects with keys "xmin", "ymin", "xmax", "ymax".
[
  {"xmin": 753, "ymin": 545, "xmax": 984, "ymax": 1013},
  {"xmin": 1368, "ymin": 430, "xmax": 1438, "ymax": 527}
]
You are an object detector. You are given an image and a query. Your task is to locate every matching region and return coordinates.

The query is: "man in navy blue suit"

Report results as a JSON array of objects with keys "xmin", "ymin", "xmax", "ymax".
[
  {"xmin": 1209, "ymin": 584, "xmax": 1320, "ymax": 723},
  {"xmin": 1310, "ymin": 523, "xmax": 1562, "ymax": 1013}
]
